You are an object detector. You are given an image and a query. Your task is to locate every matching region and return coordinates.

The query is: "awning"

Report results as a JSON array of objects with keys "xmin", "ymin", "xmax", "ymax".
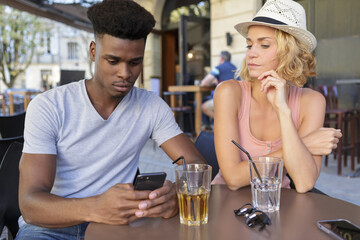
[{"xmin": 0, "ymin": 0, "xmax": 93, "ymax": 32}]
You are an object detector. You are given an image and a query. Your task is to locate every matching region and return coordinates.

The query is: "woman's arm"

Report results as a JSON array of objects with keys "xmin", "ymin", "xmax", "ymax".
[
  {"xmin": 215, "ymin": 76, "xmax": 341, "ymax": 192},
  {"xmin": 263, "ymin": 126, "xmax": 341, "ymax": 159},
  {"xmin": 279, "ymin": 89, "xmax": 326, "ymax": 192},
  {"xmin": 213, "ymin": 80, "xmax": 250, "ymax": 190},
  {"xmin": 259, "ymin": 69, "xmax": 330, "ymax": 192}
]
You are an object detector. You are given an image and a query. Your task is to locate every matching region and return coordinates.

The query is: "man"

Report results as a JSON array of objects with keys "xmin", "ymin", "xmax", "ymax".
[
  {"xmin": 201, "ymin": 51, "xmax": 237, "ymax": 121},
  {"xmin": 16, "ymin": 1, "xmax": 205, "ymax": 239}
]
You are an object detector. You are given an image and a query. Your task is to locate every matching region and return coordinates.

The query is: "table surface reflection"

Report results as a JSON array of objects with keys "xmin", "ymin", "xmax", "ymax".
[{"xmin": 85, "ymin": 185, "xmax": 360, "ymax": 240}]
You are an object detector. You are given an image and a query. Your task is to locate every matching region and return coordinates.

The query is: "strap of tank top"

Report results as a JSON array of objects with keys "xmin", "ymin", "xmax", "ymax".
[
  {"xmin": 238, "ymin": 81, "xmax": 251, "ymax": 122},
  {"xmin": 288, "ymin": 86, "xmax": 302, "ymax": 129}
]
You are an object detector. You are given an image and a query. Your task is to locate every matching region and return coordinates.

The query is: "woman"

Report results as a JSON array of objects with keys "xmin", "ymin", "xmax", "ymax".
[{"xmin": 212, "ymin": 0, "xmax": 341, "ymax": 193}]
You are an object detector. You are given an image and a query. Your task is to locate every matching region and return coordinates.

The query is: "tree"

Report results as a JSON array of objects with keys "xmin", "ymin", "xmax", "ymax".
[{"xmin": 0, "ymin": 6, "xmax": 47, "ymax": 88}]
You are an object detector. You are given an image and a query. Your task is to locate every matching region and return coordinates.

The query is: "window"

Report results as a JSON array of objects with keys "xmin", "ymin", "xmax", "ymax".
[
  {"xmin": 67, "ymin": 42, "xmax": 78, "ymax": 60},
  {"xmin": 41, "ymin": 69, "xmax": 52, "ymax": 90}
]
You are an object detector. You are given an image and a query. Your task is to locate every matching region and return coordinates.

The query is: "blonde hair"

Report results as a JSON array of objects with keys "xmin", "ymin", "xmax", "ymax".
[{"xmin": 235, "ymin": 29, "xmax": 316, "ymax": 87}]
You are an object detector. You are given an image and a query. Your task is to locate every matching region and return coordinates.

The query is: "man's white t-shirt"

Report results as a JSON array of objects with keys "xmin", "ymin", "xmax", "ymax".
[{"xmin": 23, "ymin": 79, "xmax": 182, "ymax": 198}]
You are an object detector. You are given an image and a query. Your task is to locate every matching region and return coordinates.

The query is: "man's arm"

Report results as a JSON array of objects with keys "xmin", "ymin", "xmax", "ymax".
[
  {"xmin": 19, "ymin": 153, "xmax": 151, "ymax": 227},
  {"xmin": 127, "ymin": 133, "xmax": 206, "ymax": 220},
  {"xmin": 161, "ymin": 133, "xmax": 206, "ymax": 164},
  {"xmin": 200, "ymin": 74, "xmax": 218, "ymax": 87}
]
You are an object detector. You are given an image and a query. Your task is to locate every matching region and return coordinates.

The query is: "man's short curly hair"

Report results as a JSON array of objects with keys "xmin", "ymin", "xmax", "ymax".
[{"xmin": 87, "ymin": 0, "xmax": 155, "ymax": 40}]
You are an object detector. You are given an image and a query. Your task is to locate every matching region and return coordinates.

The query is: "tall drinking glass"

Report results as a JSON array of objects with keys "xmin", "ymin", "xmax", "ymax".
[
  {"xmin": 249, "ymin": 157, "xmax": 283, "ymax": 212},
  {"xmin": 175, "ymin": 164, "xmax": 212, "ymax": 226}
]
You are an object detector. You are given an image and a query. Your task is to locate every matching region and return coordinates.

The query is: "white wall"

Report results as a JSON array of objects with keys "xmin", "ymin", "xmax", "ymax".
[
  {"xmin": 25, "ymin": 64, "xmax": 60, "ymax": 90},
  {"xmin": 210, "ymin": 0, "xmax": 262, "ymax": 71},
  {"xmin": 21, "ymin": 19, "xmax": 93, "ymax": 90}
]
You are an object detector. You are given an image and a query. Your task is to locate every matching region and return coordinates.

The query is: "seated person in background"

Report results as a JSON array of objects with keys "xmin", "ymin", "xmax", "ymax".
[
  {"xmin": 16, "ymin": 1, "xmax": 205, "ymax": 239},
  {"xmin": 212, "ymin": 0, "xmax": 341, "ymax": 193},
  {"xmin": 200, "ymin": 51, "xmax": 237, "ymax": 123}
]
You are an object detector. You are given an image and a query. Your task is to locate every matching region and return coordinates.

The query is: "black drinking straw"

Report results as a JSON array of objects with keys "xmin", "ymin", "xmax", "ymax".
[
  {"xmin": 172, "ymin": 156, "xmax": 191, "ymax": 193},
  {"xmin": 173, "ymin": 156, "xmax": 196, "ymax": 220},
  {"xmin": 231, "ymin": 140, "xmax": 275, "ymax": 207},
  {"xmin": 231, "ymin": 140, "xmax": 263, "ymax": 183}
]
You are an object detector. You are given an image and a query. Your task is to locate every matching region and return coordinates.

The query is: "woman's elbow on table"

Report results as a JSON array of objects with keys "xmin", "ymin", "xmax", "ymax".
[
  {"xmin": 227, "ymin": 184, "xmax": 241, "ymax": 191},
  {"xmin": 224, "ymin": 178, "xmax": 247, "ymax": 191},
  {"xmin": 294, "ymin": 178, "xmax": 317, "ymax": 193}
]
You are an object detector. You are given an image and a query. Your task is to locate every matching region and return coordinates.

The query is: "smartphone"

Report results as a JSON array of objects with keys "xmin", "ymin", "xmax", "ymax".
[
  {"xmin": 133, "ymin": 172, "xmax": 167, "ymax": 191},
  {"xmin": 317, "ymin": 219, "xmax": 360, "ymax": 240}
]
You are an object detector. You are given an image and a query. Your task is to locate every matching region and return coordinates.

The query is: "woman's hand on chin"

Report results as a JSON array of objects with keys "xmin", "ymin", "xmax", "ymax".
[{"xmin": 258, "ymin": 70, "xmax": 289, "ymax": 111}]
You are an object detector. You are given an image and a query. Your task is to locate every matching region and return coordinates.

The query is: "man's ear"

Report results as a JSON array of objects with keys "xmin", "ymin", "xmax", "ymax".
[{"xmin": 89, "ymin": 41, "xmax": 96, "ymax": 61}]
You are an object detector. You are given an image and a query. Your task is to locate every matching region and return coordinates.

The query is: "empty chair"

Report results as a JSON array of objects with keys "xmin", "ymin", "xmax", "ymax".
[
  {"xmin": 194, "ymin": 131, "xmax": 219, "ymax": 180},
  {"xmin": 0, "ymin": 142, "xmax": 24, "ymax": 238},
  {"xmin": 317, "ymin": 85, "xmax": 356, "ymax": 175},
  {"xmin": 0, "ymin": 111, "xmax": 26, "ymax": 138},
  {"xmin": 0, "ymin": 136, "xmax": 24, "ymax": 167},
  {"xmin": 355, "ymin": 109, "xmax": 360, "ymax": 164}
]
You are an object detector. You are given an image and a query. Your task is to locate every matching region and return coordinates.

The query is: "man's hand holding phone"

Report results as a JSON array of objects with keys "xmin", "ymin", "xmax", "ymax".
[
  {"xmin": 133, "ymin": 172, "xmax": 178, "ymax": 219},
  {"xmin": 133, "ymin": 172, "xmax": 167, "ymax": 191}
]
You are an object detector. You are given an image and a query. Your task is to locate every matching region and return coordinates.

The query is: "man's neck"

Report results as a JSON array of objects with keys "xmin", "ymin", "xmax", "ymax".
[{"xmin": 85, "ymin": 79, "xmax": 123, "ymax": 120}]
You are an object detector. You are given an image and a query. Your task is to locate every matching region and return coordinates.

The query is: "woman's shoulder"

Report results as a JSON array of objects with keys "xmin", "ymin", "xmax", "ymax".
[
  {"xmin": 214, "ymin": 80, "xmax": 245, "ymax": 110},
  {"xmin": 300, "ymin": 87, "xmax": 325, "ymax": 105},
  {"xmin": 299, "ymin": 87, "xmax": 326, "ymax": 120},
  {"xmin": 215, "ymin": 79, "xmax": 244, "ymax": 95}
]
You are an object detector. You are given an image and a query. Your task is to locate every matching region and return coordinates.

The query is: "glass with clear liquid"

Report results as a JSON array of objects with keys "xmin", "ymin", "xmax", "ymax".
[{"xmin": 249, "ymin": 157, "xmax": 283, "ymax": 212}]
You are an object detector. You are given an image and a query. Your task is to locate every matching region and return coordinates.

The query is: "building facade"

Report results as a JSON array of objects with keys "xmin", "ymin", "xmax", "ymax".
[
  {"xmin": 2, "ymin": 0, "xmax": 359, "ymax": 107},
  {"xmin": 141, "ymin": 0, "xmax": 359, "ymax": 107},
  {"xmin": 25, "ymin": 19, "xmax": 93, "ymax": 91}
]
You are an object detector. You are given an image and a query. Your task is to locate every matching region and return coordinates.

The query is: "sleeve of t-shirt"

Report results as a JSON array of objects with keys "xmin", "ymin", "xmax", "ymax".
[
  {"xmin": 210, "ymin": 67, "xmax": 220, "ymax": 79},
  {"xmin": 150, "ymin": 95, "xmax": 183, "ymax": 146},
  {"xmin": 23, "ymin": 94, "xmax": 59, "ymax": 155}
]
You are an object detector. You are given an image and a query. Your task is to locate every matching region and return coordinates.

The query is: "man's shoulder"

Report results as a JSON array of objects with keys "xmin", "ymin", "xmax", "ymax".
[
  {"xmin": 30, "ymin": 80, "xmax": 84, "ymax": 109},
  {"xmin": 41, "ymin": 80, "xmax": 83, "ymax": 97},
  {"xmin": 129, "ymin": 87, "xmax": 170, "ymax": 115},
  {"xmin": 130, "ymin": 87, "xmax": 161, "ymax": 102}
]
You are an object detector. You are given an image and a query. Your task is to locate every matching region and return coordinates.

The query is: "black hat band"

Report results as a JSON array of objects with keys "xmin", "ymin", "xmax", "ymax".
[{"xmin": 252, "ymin": 17, "xmax": 287, "ymax": 25}]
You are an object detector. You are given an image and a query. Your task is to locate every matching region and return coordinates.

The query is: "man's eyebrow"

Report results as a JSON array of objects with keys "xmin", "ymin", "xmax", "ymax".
[
  {"xmin": 104, "ymin": 54, "xmax": 143, "ymax": 61},
  {"xmin": 131, "ymin": 57, "xmax": 144, "ymax": 61},
  {"xmin": 104, "ymin": 54, "xmax": 120, "ymax": 59}
]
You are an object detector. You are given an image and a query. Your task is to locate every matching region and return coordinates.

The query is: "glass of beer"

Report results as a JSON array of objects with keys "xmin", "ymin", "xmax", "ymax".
[{"xmin": 175, "ymin": 164, "xmax": 212, "ymax": 226}]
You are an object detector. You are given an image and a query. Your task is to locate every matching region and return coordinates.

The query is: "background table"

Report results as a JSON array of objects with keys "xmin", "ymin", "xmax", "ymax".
[
  {"xmin": 6, "ymin": 91, "xmax": 41, "ymax": 115},
  {"xmin": 167, "ymin": 85, "xmax": 215, "ymax": 136},
  {"xmin": 85, "ymin": 185, "xmax": 360, "ymax": 240}
]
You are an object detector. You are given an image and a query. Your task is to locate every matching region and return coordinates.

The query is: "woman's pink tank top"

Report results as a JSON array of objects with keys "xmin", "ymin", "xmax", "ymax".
[{"xmin": 212, "ymin": 81, "xmax": 302, "ymax": 188}]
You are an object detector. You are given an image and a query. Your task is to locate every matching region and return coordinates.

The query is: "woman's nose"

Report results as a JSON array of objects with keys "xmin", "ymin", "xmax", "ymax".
[{"xmin": 247, "ymin": 48, "xmax": 258, "ymax": 58}]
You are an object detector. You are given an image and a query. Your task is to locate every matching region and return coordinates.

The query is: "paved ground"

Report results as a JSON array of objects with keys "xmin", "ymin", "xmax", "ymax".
[
  {"xmin": 139, "ymin": 139, "xmax": 360, "ymax": 206},
  {"xmin": 314, "ymin": 154, "xmax": 360, "ymax": 206}
]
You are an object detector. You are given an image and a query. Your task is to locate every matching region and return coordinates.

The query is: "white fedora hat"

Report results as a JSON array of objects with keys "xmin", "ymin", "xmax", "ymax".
[{"xmin": 234, "ymin": 0, "xmax": 317, "ymax": 52}]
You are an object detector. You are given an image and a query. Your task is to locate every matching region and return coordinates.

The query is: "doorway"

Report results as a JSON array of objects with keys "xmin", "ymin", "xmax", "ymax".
[{"xmin": 161, "ymin": 0, "xmax": 210, "ymax": 93}]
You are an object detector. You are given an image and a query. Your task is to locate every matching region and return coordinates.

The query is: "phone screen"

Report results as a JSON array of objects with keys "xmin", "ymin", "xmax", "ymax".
[{"xmin": 318, "ymin": 219, "xmax": 360, "ymax": 240}]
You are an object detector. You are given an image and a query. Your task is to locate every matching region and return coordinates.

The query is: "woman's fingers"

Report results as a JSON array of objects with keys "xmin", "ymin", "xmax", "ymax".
[
  {"xmin": 261, "ymin": 77, "xmax": 286, "ymax": 93},
  {"xmin": 258, "ymin": 70, "xmax": 279, "ymax": 80}
]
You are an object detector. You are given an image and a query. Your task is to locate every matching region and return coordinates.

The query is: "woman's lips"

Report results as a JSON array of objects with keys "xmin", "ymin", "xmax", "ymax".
[{"xmin": 248, "ymin": 63, "xmax": 260, "ymax": 68}]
